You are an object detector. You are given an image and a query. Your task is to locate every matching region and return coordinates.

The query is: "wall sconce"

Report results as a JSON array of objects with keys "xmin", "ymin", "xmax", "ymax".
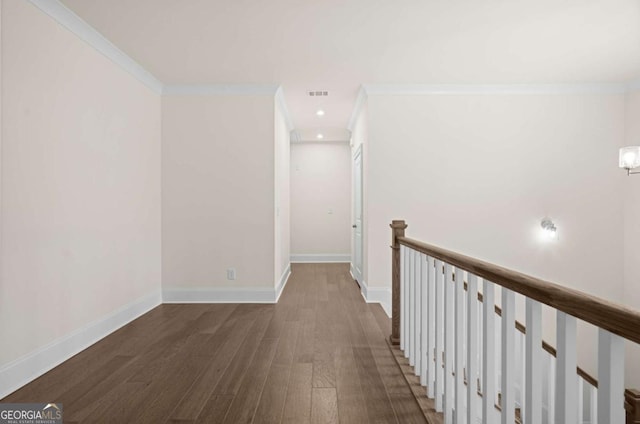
[
  {"xmin": 541, "ymin": 218, "xmax": 558, "ymax": 240},
  {"xmin": 619, "ymin": 146, "xmax": 640, "ymax": 176}
]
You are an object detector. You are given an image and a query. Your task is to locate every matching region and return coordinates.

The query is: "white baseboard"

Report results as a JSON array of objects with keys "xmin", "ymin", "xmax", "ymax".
[
  {"xmin": 162, "ymin": 287, "xmax": 279, "ymax": 303},
  {"xmin": 0, "ymin": 289, "xmax": 162, "ymax": 399},
  {"xmin": 359, "ymin": 280, "xmax": 392, "ymax": 318},
  {"xmin": 275, "ymin": 263, "xmax": 291, "ymax": 302},
  {"xmin": 162, "ymin": 264, "xmax": 292, "ymax": 304},
  {"xmin": 290, "ymin": 254, "xmax": 351, "ymax": 263}
]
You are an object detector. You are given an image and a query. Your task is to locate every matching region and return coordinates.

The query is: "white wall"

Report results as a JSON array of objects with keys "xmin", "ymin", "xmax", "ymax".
[
  {"xmin": 0, "ymin": 0, "xmax": 161, "ymax": 371},
  {"xmin": 162, "ymin": 94, "xmax": 276, "ymax": 290},
  {"xmin": 363, "ymin": 91, "xmax": 626, "ymax": 375},
  {"xmin": 290, "ymin": 143, "xmax": 351, "ymax": 258},
  {"xmin": 624, "ymin": 89, "xmax": 640, "ymax": 388},
  {"xmin": 275, "ymin": 100, "xmax": 291, "ymax": 285}
]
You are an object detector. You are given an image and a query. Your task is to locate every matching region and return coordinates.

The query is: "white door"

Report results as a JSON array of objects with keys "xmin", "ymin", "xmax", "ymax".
[{"xmin": 352, "ymin": 145, "xmax": 363, "ymax": 283}]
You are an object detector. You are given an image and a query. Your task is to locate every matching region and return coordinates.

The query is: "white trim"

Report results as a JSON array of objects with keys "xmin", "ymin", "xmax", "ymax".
[
  {"xmin": 162, "ymin": 287, "xmax": 278, "ymax": 303},
  {"xmin": 275, "ymin": 87, "xmax": 295, "ymax": 132},
  {"xmin": 348, "ymin": 82, "xmax": 637, "ymax": 136},
  {"xmin": 359, "ymin": 281, "xmax": 368, "ymax": 299},
  {"xmin": 290, "ymin": 130, "xmax": 301, "ymax": 143},
  {"xmin": 21, "ymin": 1, "xmax": 640, "ymax": 102},
  {"xmin": 275, "ymin": 263, "xmax": 291, "ymax": 302},
  {"xmin": 163, "ymin": 84, "xmax": 279, "ymax": 96},
  {"xmin": 0, "ymin": 289, "xmax": 162, "ymax": 399},
  {"xmin": 28, "ymin": 0, "xmax": 163, "ymax": 94},
  {"xmin": 290, "ymin": 254, "xmax": 351, "ymax": 263},
  {"xmin": 359, "ymin": 280, "xmax": 392, "ymax": 318},
  {"xmin": 362, "ymin": 83, "xmax": 628, "ymax": 96},
  {"xmin": 371, "ymin": 288, "xmax": 392, "ymax": 318},
  {"xmin": 347, "ymin": 86, "xmax": 368, "ymax": 132}
]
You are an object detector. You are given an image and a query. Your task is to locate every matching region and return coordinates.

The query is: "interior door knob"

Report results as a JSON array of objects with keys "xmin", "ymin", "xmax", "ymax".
[{"xmin": 352, "ymin": 224, "xmax": 357, "ymax": 228}]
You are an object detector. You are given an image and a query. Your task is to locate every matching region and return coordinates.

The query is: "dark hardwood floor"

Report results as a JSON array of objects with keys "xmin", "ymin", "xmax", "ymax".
[{"xmin": 2, "ymin": 263, "xmax": 429, "ymax": 423}]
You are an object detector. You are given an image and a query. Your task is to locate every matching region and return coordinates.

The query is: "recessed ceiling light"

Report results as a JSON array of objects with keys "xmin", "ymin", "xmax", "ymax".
[
  {"xmin": 317, "ymin": 134, "xmax": 324, "ymax": 139},
  {"xmin": 316, "ymin": 109, "xmax": 325, "ymax": 117}
]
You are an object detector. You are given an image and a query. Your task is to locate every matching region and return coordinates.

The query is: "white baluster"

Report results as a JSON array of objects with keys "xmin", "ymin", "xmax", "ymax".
[
  {"xmin": 407, "ymin": 248, "xmax": 411, "ymax": 358},
  {"xmin": 427, "ymin": 256, "xmax": 436, "ymax": 396},
  {"xmin": 444, "ymin": 263, "xmax": 454, "ymax": 424},
  {"xmin": 590, "ymin": 382, "xmax": 597, "ymax": 424},
  {"xmin": 467, "ymin": 274, "xmax": 479, "ymax": 423},
  {"xmin": 478, "ymin": 288, "xmax": 483, "ymax": 402},
  {"xmin": 435, "ymin": 259, "xmax": 445, "ymax": 412},
  {"xmin": 455, "ymin": 267, "xmax": 466, "ymax": 423},
  {"xmin": 401, "ymin": 246, "xmax": 407, "ymax": 352},
  {"xmin": 420, "ymin": 253, "xmax": 428, "ymax": 384},
  {"xmin": 415, "ymin": 251, "xmax": 422, "ymax": 375},
  {"xmin": 597, "ymin": 329, "xmax": 624, "ymax": 424},
  {"xmin": 483, "ymin": 280, "xmax": 497, "ymax": 423},
  {"xmin": 548, "ymin": 353, "xmax": 556, "ymax": 424},
  {"xmin": 496, "ymin": 312, "xmax": 502, "ymax": 415},
  {"xmin": 555, "ymin": 311, "xmax": 578, "ymax": 424},
  {"xmin": 502, "ymin": 288, "xmax": 515, "ymax": 424},
  {"xmin": 525, "ymin": 298, "xmax": 542, "ymax": 424},
  {"xmin": 520, "ymin": 331, "xmax": 526, "ymax": 421},
  {"xmin": 578, "ymin": 377, "xmax": 584, "ymax": 424},
  {"xmin": 409, "ymin": 250, "xmax": 415, "ymax": 363}
]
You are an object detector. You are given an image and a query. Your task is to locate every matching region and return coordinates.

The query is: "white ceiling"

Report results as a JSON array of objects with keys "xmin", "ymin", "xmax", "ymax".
[{"xmin": 60, "ymin": 0, "xmax": 640, "ymax": 141}]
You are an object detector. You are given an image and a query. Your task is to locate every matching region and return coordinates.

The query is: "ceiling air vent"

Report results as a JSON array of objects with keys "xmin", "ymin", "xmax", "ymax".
[{"xmin": 308, "ymin": 91, "xmax": 329, "ymax": 96}]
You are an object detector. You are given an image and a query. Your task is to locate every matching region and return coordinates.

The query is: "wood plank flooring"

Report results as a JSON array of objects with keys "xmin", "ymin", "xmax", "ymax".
[{"xmin": 2, "ymin": 263, "xmax": 430, "ymax": 423}]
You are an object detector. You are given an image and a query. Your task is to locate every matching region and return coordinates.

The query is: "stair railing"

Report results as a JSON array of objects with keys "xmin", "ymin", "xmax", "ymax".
[{"xmin": 389, "ymin": 220, "xmax": 640, "ymax": 424}]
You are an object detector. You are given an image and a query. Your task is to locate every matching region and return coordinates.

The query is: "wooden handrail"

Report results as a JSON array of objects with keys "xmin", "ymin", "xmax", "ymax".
[
  {"xmin": 470, "ymin": 283, "xmax": 599, "ymax": 388},
  {"xmin": 397, "ymin": 235, "xmax": 640, "ymax": 345},
  {"xmin": 389, "ymin": 220, "xmax": 639, "ymax": 423}
]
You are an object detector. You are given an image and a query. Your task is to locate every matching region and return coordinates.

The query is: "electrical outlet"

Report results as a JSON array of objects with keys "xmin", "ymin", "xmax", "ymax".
[{"xmin": 227, "ymin": 268, "xmax": 236, "ymax": 280}]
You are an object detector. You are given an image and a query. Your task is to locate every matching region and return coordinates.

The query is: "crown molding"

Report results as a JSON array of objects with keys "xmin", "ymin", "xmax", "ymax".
[
  {"xmin": 28, "ymin": 0, "xmax": 163, "ymax": 94},
  {"xmin": 289, "ymin": 130, "xmax": 301, "ymax": 143},
  {"xmin": 23, "ymin": 2, "xmax": 297, "ymax": 126},
  {"xmin": 275, "ymin": 86, "xmax": 295, "ymax": 132},
  {"xmin": 163, "ymin": 84, "xmax": 280, "ymax": 96},
  {"xmin": 348, "ymin": 81, "xmax": 639, "ymax": 132},
  {"xmin": 347, "ymin": 86, "xmax": 368, "ymax": 132},
  {"xmin": 362, "ymin": 83, "xmax": 629, "ymax": 96}
]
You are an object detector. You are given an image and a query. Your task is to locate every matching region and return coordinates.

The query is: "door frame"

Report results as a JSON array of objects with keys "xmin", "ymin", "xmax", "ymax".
[{"xmin": 351, "ymin": 144, "xmax": 363, "ymax": 285}]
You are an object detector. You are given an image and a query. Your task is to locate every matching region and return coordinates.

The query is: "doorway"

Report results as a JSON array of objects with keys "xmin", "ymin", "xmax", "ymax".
[{"xmin": 352, "ymin": 145, "xmax": 363, "ymax": 284}]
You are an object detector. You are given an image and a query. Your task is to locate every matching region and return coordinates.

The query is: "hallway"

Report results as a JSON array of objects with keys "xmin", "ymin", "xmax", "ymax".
[{"xmin": 2, "ymin": 264, "xmax": 427, "ymax": 423}]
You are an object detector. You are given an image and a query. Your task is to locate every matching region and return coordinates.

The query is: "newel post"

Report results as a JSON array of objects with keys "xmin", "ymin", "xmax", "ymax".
[
  {"xmin": 390, "ymin": 219, "xmax": 407, "ymax": 345},
  {"xmin": 626, "ymin": 389, "xmax": 640, "ymax": 424}
]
